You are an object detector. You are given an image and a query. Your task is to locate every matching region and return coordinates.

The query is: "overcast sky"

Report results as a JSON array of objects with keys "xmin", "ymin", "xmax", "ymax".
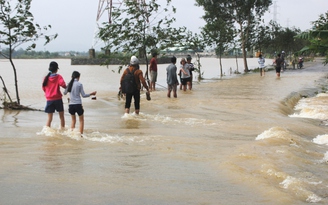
[{"xmin": 27, "ymin": 0, "xmax": 328, "ymax": 52}]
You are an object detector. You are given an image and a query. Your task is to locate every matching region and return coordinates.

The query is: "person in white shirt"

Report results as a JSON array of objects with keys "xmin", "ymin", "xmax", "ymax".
[
  {"xmin": 64, "ymin": 71, "xmax": 96, "ymax": 135},
  {"xmin": 179, "ymin": 58, "xmax": 191, "ymax": 91},
  {"xmin": 258, "ymin": 54, "xmax": 265, "ymax": 76}
]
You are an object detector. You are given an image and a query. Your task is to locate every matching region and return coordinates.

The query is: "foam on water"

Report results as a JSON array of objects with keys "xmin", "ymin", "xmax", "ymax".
[
  {"xmin": 279, "ymin": 176, "xmax": 322, "ymax": 203},
  {"xmin": 121, "ymin": 112, "xmax": 216, "ymax": 126},
  {"xmin": 256, "ymin": 127, "xmax": 295, "ymax": 141},
  {"xmin": 227, "ymin": 126, "xmax": 327, "ymax": 203},
  {"xmin": 289, "ymin": 93, "xmax": 328, "ymax": 120},
  {"xmin": 312, "ymin": 134, "xmax": 328, "ymax": 145},
  {"xmin": 36, "ymin": 126, "xmax": 66, "ymax": 137},
  {"xmin": 323, "ymin": 152, "xmax": 328, "ymax": 163},
  {"xmin": 37, "ymin": 125, "xmax": 163, "ymax": 144},
  {"xmin": 82, "ymin": 132, "xmax": 163, "ymax": 145},
  {"xmin": 37, "ymin": 126, "xmax": 83, "ymax": 140}
]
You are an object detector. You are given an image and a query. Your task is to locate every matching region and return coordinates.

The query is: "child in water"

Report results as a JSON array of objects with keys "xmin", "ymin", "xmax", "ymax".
[
  {"xmin": 42, "ymin": 61, "xmax": 67, "ymax": 129},
  {"xmin": 64, "ymin": 71, "xmax": 96, "ymax": 135}
]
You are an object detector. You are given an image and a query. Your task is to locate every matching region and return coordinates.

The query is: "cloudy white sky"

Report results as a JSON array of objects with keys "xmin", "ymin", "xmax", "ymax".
[{"xmin": 27, "ymin": 0, "xmax": 328, "ymax": 52}]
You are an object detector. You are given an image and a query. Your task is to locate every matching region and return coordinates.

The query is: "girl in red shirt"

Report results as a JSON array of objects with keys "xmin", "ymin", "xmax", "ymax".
[{"xmin": 42, "ymin": 61, "xmax": 67, "ymax": 129}]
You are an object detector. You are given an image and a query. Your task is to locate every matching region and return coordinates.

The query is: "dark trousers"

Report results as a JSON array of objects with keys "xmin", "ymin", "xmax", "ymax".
[{"xmin": 125, "ymin": 90, "xmax": 140, "ymax": 110}]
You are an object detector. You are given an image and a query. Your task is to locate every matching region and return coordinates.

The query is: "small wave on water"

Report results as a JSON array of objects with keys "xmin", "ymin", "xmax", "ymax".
[
  {"xmin": 37, "ymin": 126, "xmax": 84, "ymax": 141},
  {"xmin": 120, "ymin": 112, "xmax": 217, "ymax": 126},
  {"xmin": 36, "ymin": 125, "xmax": 163, "ymax": 145},
  {"xmin": 289, "ymin": 93, "xmax": 328, "ymax": 120},
  {"xmin": 221, "ymin": 126, "xmax": 327, "ymax": 203}
]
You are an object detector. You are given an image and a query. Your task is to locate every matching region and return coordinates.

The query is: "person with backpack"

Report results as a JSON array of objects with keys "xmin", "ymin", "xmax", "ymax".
[{"xmin": 120, "ymin": 56, "xmax": 150, "ymax": 115}]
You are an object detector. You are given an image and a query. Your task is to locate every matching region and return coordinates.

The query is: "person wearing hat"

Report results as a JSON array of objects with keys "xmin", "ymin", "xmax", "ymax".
[
  {"xmin": 120, "ymin": 56, "xmax": 150, "ymax": 115},
  {"xmin": 281, "ymin": 51, "xmax": 286, "ymax": 71},
  {"xmin": 149, "ymin": 52, "xmax": 158, "ymax": 91},
  {"xmin": 42, "ymin": 61, "xmax": 67, "ymax": 129}
]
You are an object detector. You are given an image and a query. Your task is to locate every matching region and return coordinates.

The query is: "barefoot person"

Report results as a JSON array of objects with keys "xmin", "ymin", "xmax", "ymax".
[
  {"xmin": 275, "ymin": 53, "xmax": 284, "ymax": 78},
  {"xmin": 166, "ymin": 56, "xmax": 179, "ymax": 98},
  {"xmin": 186, "ymin": 55, "xmax": 195, "ymax": 89},
  {"xmin": 258, "ymin": 54, "xmax": 265, "ymax": 76},
  {"xmin": 179, "ymin": 58, "xmax": 191, "ymax": 91},
  {"xmin": 149, "ymin": 52, "xmax": 158, "ymax": 91},
  {"xmin": 42, "ymin": 61, "xmax": 67, "ymax": 129},
  {"xmin": 120, "ymin": 56, "xmax": 150, "ymax": 114},
  {"xmin": 64, "ymin": 71, "xmax": 96, "ymax": 135}
]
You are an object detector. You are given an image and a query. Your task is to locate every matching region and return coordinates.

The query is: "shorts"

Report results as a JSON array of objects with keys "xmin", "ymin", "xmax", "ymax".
[
  {"xmin": 150, "ymin": 71, "xmax": 157, "ymax": 82},
  {"xmin": 181, "ymin": 77, "xmax": 191, "ymax": 85},
  {"xmin": 168, "ymin": 84, "xmax": 177, "ymax": 92},
  {"xmin": 45, "ymin": 99, "xmax": 64, "ymax": 113},
  {"xmin": 68, "ymin": 104, "xmax": 84, "ymax": 116},
  {"xmin": 276, "ymin": 67, "xmax": 281, "ymax": 73}
]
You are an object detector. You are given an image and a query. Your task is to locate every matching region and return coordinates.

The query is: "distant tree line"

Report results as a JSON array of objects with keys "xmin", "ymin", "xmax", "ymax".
[{"xmin": 0, "ymin": 48, "xmax": 89, "ymax": 59}]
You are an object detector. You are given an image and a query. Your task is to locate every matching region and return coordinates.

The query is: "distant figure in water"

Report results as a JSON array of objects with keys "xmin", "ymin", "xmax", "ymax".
[
  {"xmin": 166, "ymin": 56, "xmax": 179, "ymax": 98},
  {"xmin": 64, "ymin": 71, "xmax": 97, "ymax": 135},
  {"xmin": 42, "ymin": 61, "xmax": 67, "ymax": 129},
  {"xmin": 186, "ymin": 55, "xmax": 195, "ymax": 89},
  {"xmin": 258, "ymin": 54, "xmax": 265, "ymax": 76},
  {"xmin": 274, "ymin": 54, "xmax": 284, "ymax": 78},
  {"xmin": 179, "ymin": 58, "xmax": 191, "ymax": 91}
]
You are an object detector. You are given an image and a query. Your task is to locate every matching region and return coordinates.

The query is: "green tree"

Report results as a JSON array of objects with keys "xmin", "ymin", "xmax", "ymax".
[
  {"xmin": 196, "ymin": 0, "xmax": 235, "ymax": 76},
  {"xmin": 182, "ymin": 31, "xmax": 206, "ymax": 80},
  {"xmin": 252, "ymin": 20, "xmax": 306, "ymax": 66},
  {"xmin": 97, "ymin": 0, "xmax": 186, "ymax": 80},
  {"xmin": 296, "ymin": 12, "xmax": 328, "ymax": 64},
  {"xmin": 0, "ymin": 0, "xmax": 57, "ymax": 106},
  {"xmin": 196, "ymin": 0, "xmax": 272, "ymax": 72}
]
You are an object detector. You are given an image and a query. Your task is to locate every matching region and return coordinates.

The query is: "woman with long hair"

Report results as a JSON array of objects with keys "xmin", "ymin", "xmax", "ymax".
[
  {"xmin": 42, "ymin": 61, "xmax": 67, "ymax": 129},
  {"xmin": 64, "ymin": 71, "xmax": 96, "ymax": 135}
]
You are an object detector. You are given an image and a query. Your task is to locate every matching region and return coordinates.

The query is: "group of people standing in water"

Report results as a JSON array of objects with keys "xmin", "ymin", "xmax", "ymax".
[
  {"xmin": 165, "ymin": 54, "xmax": 195, "ymax": 99},
  {"xmin": 258, "ymin": 51, "xmax": 292, "ymax": 78},
  {"xmin": 42, "ymin": 54, "xmax": 195, "ymax": 135}
]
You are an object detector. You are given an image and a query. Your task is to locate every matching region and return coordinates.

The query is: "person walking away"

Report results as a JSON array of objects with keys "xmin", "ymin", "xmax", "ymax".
[
  {"xmin": 186, "ymin": 55, "xmax": 195, "ymax": 89},
  {"xmin": 166, "ymin": 56, "xmax": 179, "ymax": 98},
  {"xmin": 120, "ymin": 56, "xmax": 150, "ymax": 115},
  {"xmin": 275, "ymin": 54, "xmax": 284, "ymax": 78},
  {"xmin": 64, "ymin": 71, "xmax": 97, "ymax": 135},
  {"xmin": 281, "ymin": 51, "xmax": 286, "ymax": 71},
  {"xmin": 42, "ymin": 61, "xmax": 67, "ymax": 129},
  {"xmin": 258, "ymin": 54, "xmax": 265, "ymax": 76},
  {"xmin": 179, "ymin": 58, "xmax": 191, "ymax": 91},
  {"xmin": 149, "ymin": 52, "xmax": 158, "ymax": 91}
]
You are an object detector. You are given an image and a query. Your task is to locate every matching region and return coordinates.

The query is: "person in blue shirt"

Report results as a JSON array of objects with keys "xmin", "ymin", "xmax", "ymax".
[{"xmin": 64, "ymin": 71, "xmax": 96, "ymax": 135}]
